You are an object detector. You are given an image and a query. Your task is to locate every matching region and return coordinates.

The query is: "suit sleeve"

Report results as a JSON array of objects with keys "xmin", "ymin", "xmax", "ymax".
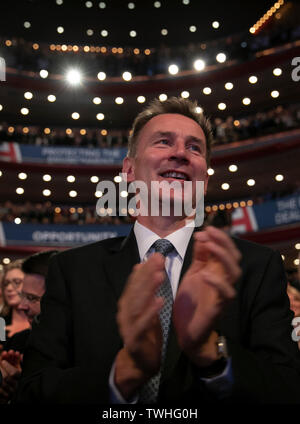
[
  {"xmin": 15, "ymin": 254, "xmax": 112, "ymax": 404},
  {"xmin": 224, "ymin": 250, "xmax": 300, "ymax": 403}
]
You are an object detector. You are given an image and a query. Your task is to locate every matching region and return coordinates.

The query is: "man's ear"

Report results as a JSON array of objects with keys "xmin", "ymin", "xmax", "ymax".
[{"xmin": 122, "ymin": 156, "xmax": 135, "ymax": 182}]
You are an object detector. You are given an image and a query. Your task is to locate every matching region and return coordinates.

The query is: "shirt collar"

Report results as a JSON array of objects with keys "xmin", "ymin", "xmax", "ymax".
[{"xmin": 134, "ymin": 220, "xmax": 194, "ymax": 261}]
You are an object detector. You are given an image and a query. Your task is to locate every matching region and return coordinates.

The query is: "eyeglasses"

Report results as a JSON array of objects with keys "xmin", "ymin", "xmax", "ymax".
[
  {"xmin": 2, "ymin": 278, "xmax": 23, "ymax": 289},
  {"xmin": 18, "ymin": 291, "xmax": 42, "ymax": 304}
]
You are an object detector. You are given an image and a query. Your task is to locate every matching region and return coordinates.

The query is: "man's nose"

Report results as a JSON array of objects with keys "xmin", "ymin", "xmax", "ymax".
[
  {"xmin": 169, "ymin": 141, "xmax": 189, "ymax": 161},
  {"xmin": 18, "ymin": 299, "xmax": 29, "ymax": 311}
]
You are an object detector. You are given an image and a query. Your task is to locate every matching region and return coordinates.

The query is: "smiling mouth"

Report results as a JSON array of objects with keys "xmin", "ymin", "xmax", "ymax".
[{"xmin": 160, "ymin": 171, "xmax": 190, "ymax": 181}]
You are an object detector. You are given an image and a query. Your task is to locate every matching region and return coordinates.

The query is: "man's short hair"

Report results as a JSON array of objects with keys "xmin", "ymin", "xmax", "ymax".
[
  {"xmin": 22, "ymin": 250, "xmax": 58, "ymax": 278},
  {"xmin": 128, "ymin": 96, "xmax": 214, "ymax": 165}
]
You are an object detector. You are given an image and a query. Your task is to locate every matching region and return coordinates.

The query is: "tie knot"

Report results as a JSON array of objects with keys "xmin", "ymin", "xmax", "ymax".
[{"xmin": 152, "ymin": 239, "xmax": 174, "ymax": 257}]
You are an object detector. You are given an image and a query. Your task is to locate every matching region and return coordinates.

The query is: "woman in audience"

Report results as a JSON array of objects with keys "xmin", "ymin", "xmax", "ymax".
[{"xmin": 0, "ymin": 260, "xmax": 30, "ymax": 344}]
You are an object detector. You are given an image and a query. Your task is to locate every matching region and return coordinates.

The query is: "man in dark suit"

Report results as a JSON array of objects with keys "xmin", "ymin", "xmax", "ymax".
[{"xmin": 16, "ymin": 97, "xmax": 300, "ymax": 404}]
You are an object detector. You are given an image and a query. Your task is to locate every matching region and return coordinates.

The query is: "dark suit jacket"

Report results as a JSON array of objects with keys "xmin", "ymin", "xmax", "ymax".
[{"xmin": 15, "ymin": 229, "xmax": 300, "ymax": 404}]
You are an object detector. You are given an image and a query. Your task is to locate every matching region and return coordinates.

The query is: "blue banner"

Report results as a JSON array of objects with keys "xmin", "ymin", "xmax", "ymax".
[
  {"xmin": 231, "ymin": 193, "xmax": 300, "ymax": 234},
  {"xmin": 0, "ymin": 222, "xmax": 132, "ymax": 247},
  {"xmin": 0, "ymin": 142, "xmax": 127, "ymax": 165}
]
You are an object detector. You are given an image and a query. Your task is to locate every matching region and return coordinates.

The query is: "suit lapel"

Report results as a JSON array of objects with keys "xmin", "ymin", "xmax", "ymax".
[{"xmin": 103, "ymin": 228, "xmax": 140, "ymax": 301}]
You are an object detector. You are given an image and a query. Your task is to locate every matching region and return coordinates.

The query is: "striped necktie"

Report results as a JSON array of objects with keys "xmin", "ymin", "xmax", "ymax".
[{"xmin": 139, "ymin": 239, "xmax": 174, "ymax": 404}]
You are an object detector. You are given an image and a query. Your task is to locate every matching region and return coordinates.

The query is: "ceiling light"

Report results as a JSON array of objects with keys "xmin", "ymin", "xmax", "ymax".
[
  {"xmin": 66, "ymin": 69, "xmax": 82, "ymax": 85},
  {"xmin": 56, "ymin": 0, "xmax": 63, "ymax": 4},
  {"xmin": 115, "ymin": 97, "xmax": 124, "ymax": 104},
  {"xmin": 271, "ymin": 90, "xmax": 279, "ymax": 98},
  {"xmin": 120, "ymin": 190, "xmax": 129, "ymax": 197},
  {"xmin": 87, "ymin": 29, "xmax": 94, "ymax": 36},
  {"xmin": 295, "ymin": 243, "xmax": 300, "ymax": 250},
  {"xmin": 181, "ymin": 91, "xmax": 189, "ymax": 98},
  {"xmin": 0, "ymin": 105, "xmax": 3, "ymax": 111},
  {"xmin": 96, "ymin": 113, "xmax": 105, "ymax": 120},
  {"xmin": 137, "ymin": 95, "xmax": 146, "ymax": 103},
  {"xmin": 43, "ymin": 174, "xmax": 52, "ymax": 181},
  {"xmin": 57, "ymin": 26, "xmax": 64, "ymax": 34},
  {"xmin": 24, "ymin": 91, "xmax": 33, "ymax": 100},
  {"xmin": 129, "ymin": 30, "xmax": 137, "ymax": 37},
  {"xmin": 216, "ymin": 53, "xmax": 226, "ymax": 63},
  {"xmin": 14, "ymin": 217, "xmax": 21, "ymax": 224},
  {"xmin": 67, "ymin": 175, "xmax": 75, "ymax": 182},
  {"xmin": 154, "ymin": 1, "xmax": 161, "ymax": 7},
  {"xmin": 275, "ymin": 174, "xmax": 284, "ymax": 181},
  {"xmin": 221, "ymin": 183, "xmax": 230, "ymax": 190},
  {"xmin": 71, "ymin": 112, "xmax": 80, "ymax": 120},
  {"xmin": 69, "ymin": 190, "xmax": 77, "ymax": 198},
  {"xmin": 97, "ymin": 71, "xmax": 106, "ymax": 80},
  {"xmin": 207, "ymin": 168, "xmax": 214, "ymax": 175},
  {"xmin": 218, "ymin": 103, "xmax": 226, "ymax": 110},
  {"xmin": 95, "ymin": 191, "xmax": 103, "ymax": 198},
  {"xmin": 168, "ymin": 64, "xmax": 179, "ymax": 75},
  {"xmin": 189, "ymin": 25, "xmax": 197, "ymax": 32},
  {"xmin": 40, "ymin": 69, "xmax": 48, "ymax": 78},
  {"xmin": 90, "ymin": 176, "xmax": 99, "ymax": 183},
  {"xmin": 249, "ymin": 75, "xmax": 258, "ymax": 84},
  {"xmin": 122, "ymin": 71, "xmax": 132, "ymax": 81},
  {"xmin": 18, "ymin": 172, "xmax": 27, "ymax": 180},
  {"xmin": 16, "ymin": 187, "xmax": 24, "ymax": 194},
  {"xmin": 225, "ymin": 82, "xmax": 233, "ymax": 90},
  {"xmin": 159, "ymin": 94, "xmax": 167, "ymax": 101},
  {"xmin": 21, "ymin": 107, "xmax": 29, "ymax": 115},
  {"xmin": 128, "ymin": 2, "xmax": 135, "ymax": 9},
  {"xmin": 101, "ymin": 30, "xmax": 108, "ymax": 37},
  {"xmin": 24, "ymin": 21, "xmax": 31, "ymax": 28},
  {"xmin": 99, "ymin": 2, "xmax": 106, "ymax": 8},
  {"xmin": 294, "ymin": 259, "xmax": 300, "ymax": 266},
  {"xmin": 212, "ymin": 21, "xmax": 219, "ymax": 28},
  {"xmin": 193, "ymin": 59, "xmax": 205, "ymax": 71},
  {"xmin": 195, "ymin": 106, "xmax": 203, "ymax": 114},
  {"xmin": 273, "ymin": 68, "xmax": 282, "ymax": 76},
  {"xmin": 114, "ymin": 175, "xmax": 122, "ymax": 183},
  {"xmin": 161, "ymin": 29, "xmax": 168, "ymax": 35},
  {"xmin": 182, "ymin": 0, "xmax": 190, "ymax": 4},
  {"xmin": 93, "ymin": 97, "xmax": 101, "ymax": 104},
  {"xmin": 43, "ymin": 189, "xmax": 51, "ymax": 197},
  {"xmin": 242, "ymin": 97, "xmax": 251, "ymax": 105},
  {"xmin": 228, "ymin": 164, "xmax": 238, "ymax": 172},
  {"xmin": 203, "ymin": 87, "xmax": 211, "ymax": 95},
  {"xmin": 247, "ymin": 179, "xmax": 255, "ymax": 186},
  {"xmin": 85, "ymin": 1, "xmax": 93, "ymax": 7},
  {"xmin": 48, "ymin": 95, "xmax": 56, "ymax": 102}
]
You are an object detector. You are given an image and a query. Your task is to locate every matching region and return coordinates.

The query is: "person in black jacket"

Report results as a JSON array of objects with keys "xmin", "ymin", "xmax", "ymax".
[
  {"xmin": 15, "ymin": 97, "xmax": 300, "ymax": 404},
  {"xmin": 0, "ymin": 250, "xmax": 57, "ymax": 403}
]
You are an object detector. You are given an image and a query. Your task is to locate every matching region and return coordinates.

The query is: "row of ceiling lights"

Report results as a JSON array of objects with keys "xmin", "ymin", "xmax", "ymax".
[
  {"xmin": 0, "ymin": 91, "xmax": 281, "ymax": 119},
  {"xmin": 0, "ymin": 66, "xmax": 282, "ymax": 114},
  {"xmin": 0, "ymin": 172, "xmax": 286, "ymax": 199},
  {"xmin": 249, "ymin": 0, "xmax": 284, "ymax": 34},
  {"xmin": 54, "ymin": 1, "xmax": 194, "ymax": 8}
]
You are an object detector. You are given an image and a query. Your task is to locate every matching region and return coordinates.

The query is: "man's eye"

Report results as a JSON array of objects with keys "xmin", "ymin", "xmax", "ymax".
[
  {"xmin": 158, "ymin": 139, "xmax": 169, "ymax": 145},
  {"xmin": 188, "ymin": 144, "xmax": 201, "ymax": 152}
]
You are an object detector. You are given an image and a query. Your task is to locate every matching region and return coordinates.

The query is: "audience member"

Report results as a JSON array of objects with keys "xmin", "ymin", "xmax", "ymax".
[
  {"xmin": 0, "ymin": 260, "xmax": 30, "ymax": 343},
  {"xmin": 0, "ymin": 250, "xmax": 57, "ymax": 403}
]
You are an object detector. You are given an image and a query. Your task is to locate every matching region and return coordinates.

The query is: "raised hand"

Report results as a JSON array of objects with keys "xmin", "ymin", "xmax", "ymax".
[
  {"xmin": 173, "ymin": 226, "xmax": 241, "ymax": 367},
  {"xmin": 115, "ymin": 253, "xmax": 166, "ymax": 399}
]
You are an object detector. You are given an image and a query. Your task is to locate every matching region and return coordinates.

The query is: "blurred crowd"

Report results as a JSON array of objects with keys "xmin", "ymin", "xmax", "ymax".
[
  {"xmin": 1, "ymin": 103, "xmax": 299, "ymax": 149},
  {"xmin": 0, "ymin": 188, "xmax": 297, "ymax": 227},
  {"xmin": 0, "ymin": 201, "xmax": 133, "ymax": 226}
]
